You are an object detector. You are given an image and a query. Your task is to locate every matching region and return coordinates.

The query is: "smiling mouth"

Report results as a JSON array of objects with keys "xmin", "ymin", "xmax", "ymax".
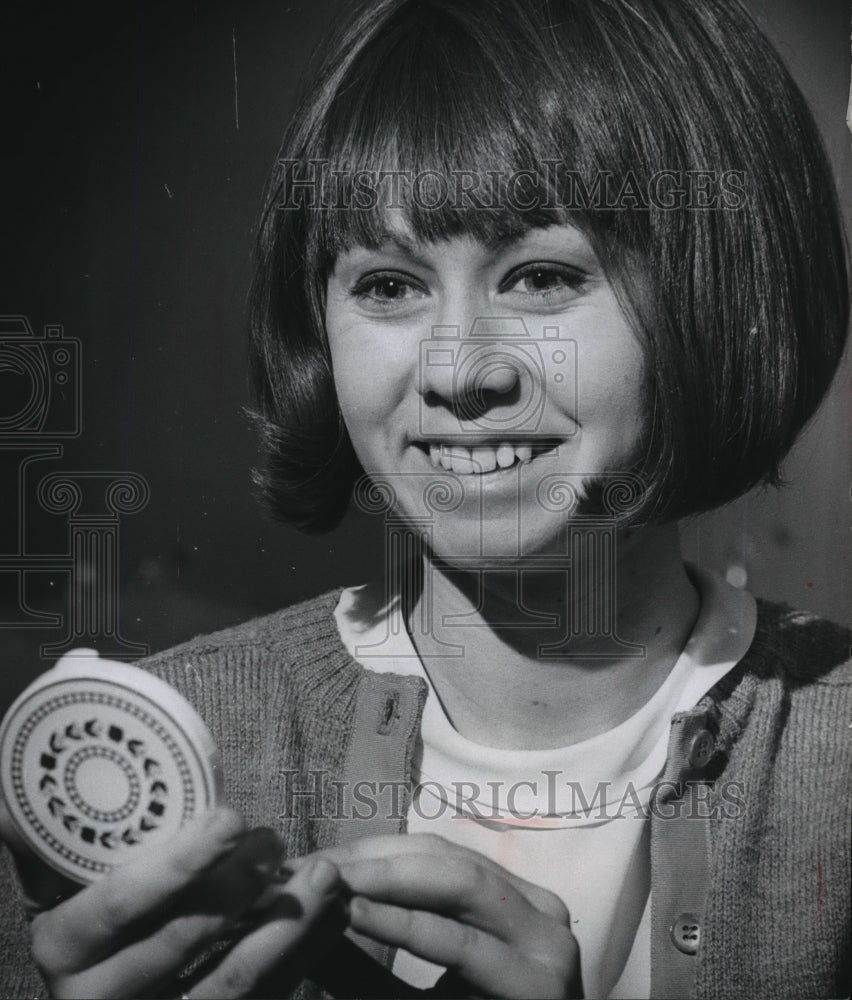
[{"xmin": 415, "ymin": 440, "xmax": 562, "ymax": 475}]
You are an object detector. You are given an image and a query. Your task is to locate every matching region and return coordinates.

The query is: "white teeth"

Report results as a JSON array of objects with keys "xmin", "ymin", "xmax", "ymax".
[
  {"xmin": 438, "ymin": 446, "xmax": 456, "ymax": 472},
  {"xmin": 428, "ymin": 442, "xmax": 537, "ymax": 475},
  {"xmin": 471, "ymin": 446, "xmax": 497, "ymax": 473},
  {"xmin": 447, "ymin": 446, "xmax": 474, "ymax": 474},
  {"xmin": 496, "ymin": 444, "xmax": 515, "ymax": 468}
]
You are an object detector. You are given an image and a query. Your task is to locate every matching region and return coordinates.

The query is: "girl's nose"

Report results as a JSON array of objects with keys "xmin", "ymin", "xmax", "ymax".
[{"xmin": 417, "ymin": 318, "xmax": 526, "ymax": 421}]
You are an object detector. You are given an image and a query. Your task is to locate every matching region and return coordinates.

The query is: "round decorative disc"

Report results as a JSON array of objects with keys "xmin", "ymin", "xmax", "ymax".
[{"xmin": 0, "ymin": 650, "xmax": 222, "ymax": 884}]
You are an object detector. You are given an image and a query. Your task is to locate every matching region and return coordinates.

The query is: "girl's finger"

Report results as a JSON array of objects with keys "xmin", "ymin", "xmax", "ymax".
[
  {"xmin": 186, "ymin": 858, "xmax": 347, "ymax": 999},
  {"xmin": 42, "ymin": 823, "xmax": 287, "ymax": 997},
  {"xmin": 349, "ymin": 896, "xmax": 572, "ymax": 1000},
  {"xmin": 313, "ymin": 834, "xmax": 570, "ymax": 923},
  {"xmin": 334, "ymin": 854, "xmax": 556, "ymax": 947},
  {"xmin": 31, "ymin": 810, "xmax": 274, "ymax": 977}
]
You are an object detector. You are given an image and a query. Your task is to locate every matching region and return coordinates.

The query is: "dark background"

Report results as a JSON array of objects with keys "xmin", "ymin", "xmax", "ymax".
[{"xmin": 1, "ymin": 0, "xmax": 849, "ymax": 708}]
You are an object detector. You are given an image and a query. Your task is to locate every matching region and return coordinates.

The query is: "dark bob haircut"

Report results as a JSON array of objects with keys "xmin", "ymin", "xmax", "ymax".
[{"xmin": 248, "ymin": 0, "xmax": 849, "ymax": 532}]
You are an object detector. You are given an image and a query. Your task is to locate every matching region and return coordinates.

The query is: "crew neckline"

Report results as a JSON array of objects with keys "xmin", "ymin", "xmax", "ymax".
[{"xmin": 334, "ymin": 563, "xmax": 757, "ymax": 757}]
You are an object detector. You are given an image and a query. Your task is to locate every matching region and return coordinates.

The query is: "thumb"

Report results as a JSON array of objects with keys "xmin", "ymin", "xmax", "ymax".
[{"xmin": 0, "ymin": 794, "xmax": 82, "ymax": 915}]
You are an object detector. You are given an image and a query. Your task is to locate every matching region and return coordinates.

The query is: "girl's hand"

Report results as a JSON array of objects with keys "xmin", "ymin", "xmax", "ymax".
[
  {"xmin": 313, "ymin": 833, "xmax": 583, "ymax": 1000},
  {"xmin": 0, "ymin": 803, "xmax": 347, "ymax": 999}
]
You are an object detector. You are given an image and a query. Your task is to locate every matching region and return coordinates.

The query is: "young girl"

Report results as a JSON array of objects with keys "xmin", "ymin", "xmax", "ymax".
[{"xmin": 1, "ymin": 0, "xmax": 849, "ymax": 997}]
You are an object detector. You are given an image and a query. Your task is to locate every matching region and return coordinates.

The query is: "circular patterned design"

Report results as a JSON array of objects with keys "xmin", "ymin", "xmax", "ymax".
[
  {"xmin": 64, "ymin": 745, "xmax": 141, "ymax": 823},
  {"xmin": 8, "ymin": 692, "xmax": 192, "ymax": 875},
  {"xmin": 0, "ymin": 667, "xmax": 217, "ymax": 883}
]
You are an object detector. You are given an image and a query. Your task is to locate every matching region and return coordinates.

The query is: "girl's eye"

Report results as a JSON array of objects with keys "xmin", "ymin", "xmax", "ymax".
[
  {"xmin": 351, "ymin": 272, "xmax": 427, "ymax": 309},
  {"xmin": 499, "ymin": 263, "xmax": 587, "ymax": 307}
]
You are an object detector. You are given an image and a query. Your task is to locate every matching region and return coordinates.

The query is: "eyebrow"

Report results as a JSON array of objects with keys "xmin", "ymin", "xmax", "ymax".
[
  {"xmin": 352, "ymin": 220, "xmax": 590, "ymax": 266},
  {"xmin": 382, "ymin": 230, "xmax": 425, "ymax": 257},
  {"xmin": 371, "ymin": 224, "xmax": 544, "ymax": 258},
  {"xmin": 365, "ymin": 230, "xmax": 436, "ymax": 271}
]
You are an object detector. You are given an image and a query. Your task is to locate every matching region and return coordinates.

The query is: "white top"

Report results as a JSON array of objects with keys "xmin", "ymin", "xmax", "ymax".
[{"xmin": 335, "ymin": 566, "xmax": 757, "ymax": 998}]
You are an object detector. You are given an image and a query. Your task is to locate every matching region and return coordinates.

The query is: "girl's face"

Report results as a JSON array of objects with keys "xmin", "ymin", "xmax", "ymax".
[{"xmin": 325, "ymin": 218, "xmax": 646, "ymax": 563}]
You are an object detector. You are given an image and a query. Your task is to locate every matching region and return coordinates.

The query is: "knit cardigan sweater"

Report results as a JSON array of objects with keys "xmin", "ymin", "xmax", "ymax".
[{"xmin": 0, "ymin": 591, "xmax": 849, "ymax": 999}]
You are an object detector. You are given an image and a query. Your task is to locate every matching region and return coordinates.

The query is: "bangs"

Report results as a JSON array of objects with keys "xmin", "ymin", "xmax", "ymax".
[
  {"xmin": 251, "ymin": 0, "xmax": 849, "ymax": 530},
  {"xmin": 288, "ymin": 0, "xmax": 621, "ymax": 267}
]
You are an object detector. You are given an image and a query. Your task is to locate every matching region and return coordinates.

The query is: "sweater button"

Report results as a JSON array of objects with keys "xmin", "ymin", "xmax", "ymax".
[
  {"xmin": 670, "ymin": 912, "xmax": 701, "ymax": 954},
  {"xmin": 687, "ymin": 729, "xmax": 714, "ymax": 769}
]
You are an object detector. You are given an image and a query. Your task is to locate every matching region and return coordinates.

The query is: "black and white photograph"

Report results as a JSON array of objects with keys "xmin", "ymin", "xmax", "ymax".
[{"xmin": 0, "ymin": 1, "xmax": 849, "ymax": 997}]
